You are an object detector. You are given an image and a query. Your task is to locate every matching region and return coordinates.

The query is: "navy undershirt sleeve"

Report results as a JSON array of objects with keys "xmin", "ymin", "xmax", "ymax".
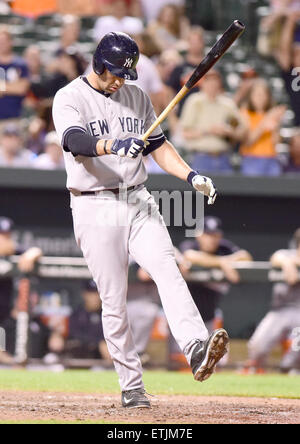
[{"xmin": 63, "ymin": 128, "xmax": 99, "ymax": 157}]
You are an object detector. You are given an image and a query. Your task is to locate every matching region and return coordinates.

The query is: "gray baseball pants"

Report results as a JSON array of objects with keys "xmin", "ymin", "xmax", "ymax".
[{"xmin": 71, "ymin": 185, "xmax": 208, "ymax": 391}]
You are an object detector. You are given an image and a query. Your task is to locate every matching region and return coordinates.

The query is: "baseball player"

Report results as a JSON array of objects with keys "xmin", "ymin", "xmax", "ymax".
[{"xmin": 52, "ymin": 32, "xmax": 229, "ymax": 409}]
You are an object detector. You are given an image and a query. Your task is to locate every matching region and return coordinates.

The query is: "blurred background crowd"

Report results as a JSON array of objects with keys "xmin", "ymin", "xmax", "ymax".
[{"xmin": 0, "ymin": 0, "xmax": 299, "ymax": 176}]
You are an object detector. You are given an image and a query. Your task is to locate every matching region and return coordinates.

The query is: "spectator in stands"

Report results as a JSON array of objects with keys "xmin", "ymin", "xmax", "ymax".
[
  {"xmin": 55, "ymin": 15, "xmax": 81, "ymax": 55},
  {"xmin": 0, "ymin": 123, "xmax": 33, "ymax": 168},
  {"xmin": 33, "ymin": 131, "xmax": 64, "ymax": 170},
  {"xmin": 180, "ymin": 70, "xmax": 246, "ymax": 173},
  {"xmin": 147, "ymin": 3, "xmax": 190, "ymax": 52},
  {"xmin": 23, "ymin": 45, "xmax": 46, "ymax": 114},
  {"xmin": 94, "ymin": 0, "xmax": 141, "ymax": 17},
  {"xmin": 0, "ymin": 0, "xmax": 10, "ymax": 14},
  {"xmin": 138, "ymin": 0, "xmax": 185, "ymax": 24},
  {"xmin": 64, "ymin": 280, "xmax": 112, "ymax": 362},
  {"xmin": 165, "ymin": 26, "xmax": 205, "ymax": 140},
  {"xmin": 257, "ymin": 0, "xmax": 300, "ymax": 57},
  {"xmin": 0, "ymin": 26, "xmax": 29, "ymax": 124},
  {"xmin": 31, "ymin": 47, "xmax": 87, "ymax": 99},
  {"xmin": 284, "ymin": 129, "xmax": 300, "ymax": 173},
  {"xmin": 25, "ymin": 101, "xmax": 55, "ymax": 155},
  {"xmin": 93, "ymin": 0, "xmax": 144, "ymax": 41},
  {"xmin": 133, "ymin": 32, "xmax": 164, "ymax": 116},
  {"xmin": 166, "ymin": 26, "xmax": 205, "ymax": 117},
  {"xmin": 178, "ymin": 216, "xmax": 252, "ymax": 333},
  {"xmin": 0, "ymin": 216, "xmax": 43, "ymax": 364},
  {"xmin": 243, "ymin": 228, "xmax": 300, "ymax": 374},
  {"xmin": 239, "ymin": 79, "xmax": 286, "ymax": 176},
  {"xmin": 234, "ymin": 67, "xmax": 259, "ymax": 108},
  {"xmin": 275, "ymin": 11, "xmax": 300, "ymax": 126}
]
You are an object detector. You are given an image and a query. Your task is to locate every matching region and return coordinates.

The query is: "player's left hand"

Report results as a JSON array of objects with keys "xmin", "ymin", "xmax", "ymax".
[
  {"xmin": 188, "ymin": 171, "xmax": 217, "ymax": 205},
  {"xmin": 111, "ymin": 138, "xmax": 145, "ymax": 159}
]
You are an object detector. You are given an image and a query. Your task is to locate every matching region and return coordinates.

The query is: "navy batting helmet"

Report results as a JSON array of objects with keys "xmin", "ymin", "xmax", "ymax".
[{"xmin": 93, "ymin": 32, "xmax": 139, "ymax": 81}]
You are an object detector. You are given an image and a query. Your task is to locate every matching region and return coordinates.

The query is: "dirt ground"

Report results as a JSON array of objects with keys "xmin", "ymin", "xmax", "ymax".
[{"xmin": 0, "ymin": 391, "xmax": 299, "ymax": 424}]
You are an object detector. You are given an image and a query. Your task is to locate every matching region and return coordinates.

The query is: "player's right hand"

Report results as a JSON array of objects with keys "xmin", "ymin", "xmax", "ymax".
[
  {"xmin": 187, "ymin": 171, "xmax": 218, "ymax": 205},
  {"xmin": 111, "ymin": 138, "xmax": 145, "ymax": 159}
]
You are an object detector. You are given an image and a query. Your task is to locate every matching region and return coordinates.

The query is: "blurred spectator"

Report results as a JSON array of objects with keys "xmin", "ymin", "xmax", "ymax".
[
  {"xmin": 139, "ymin": 0, "xmax": 185, "ymax": 23},
  {"xmin": 0, "ymin": 0, "xmax": 10, "ymax": 14},
  {"xmin": 0, "ymin": 26, "xmax": 30, "ymax": 123},
  {"xmin": 180, "ymin": 70, "xmax": 246, "ymax": 173},
  {"xmin": 166, "ymin": 26, "xmax": 205, "ymax": 117},
  {"xmin": 178, "ymin": 217, "xmax": 252, "ymax": 333},
  {"xmin": 54, "ymin": 15, "xmax": 81, "ymax": 54},
  {"xmin": 33, "ymin": 131, "xmax": 64, "ymax": 170},
  {"xmin": 11, "ymin": 0, "xmax": 57, "ymax": 18},
  {"xmin": 58, "ymin": 0, "xmax": 95, "ymax": 16},
  {"xmin": 23, "ymin": 45, "xmax": 46, "ymax": 113},
  {"xmin": 239, "ymin": 79, "xmax": 286, "ymax": 176},
  {"xmin": 92, "ymin": 0, "xmax": 144, "ymax": 41},
  {"xmin": 0, "ymin": 123, "xmax": 33, "ymax": 167},
  {"xmin": 284, "ymin": 129, "xmax": 300, "ymax": 173},
  {"xmin": 133, "ymin": 32, "xmax": 164, "ymax": 116},
  {"xmin": 127, "ymin": 264, "xmax": 161, "ymax": 361},
  {"xmin": 257, "ymin": 0, "xmax": 300, "ymax": 57},
  {"xmin": 243, "ymin": 228, "xmax": 300, "ymax": 374},
  {"xmin": 275, "ymin": 11, "xmax": 300, "ymax": 126},
  {"xmin": 147, "ymin": 4, "xmax": 190, "ymax": 52},
  {"xmin": 26, "ymin": 101, "xmax": 55, "ymax": 155},
  {"xmin": 64, "ymin": 280, "xmax": 111, "ymax": 362},
  {"xmin": 94, "ymin": 0, "xmax": 141, "ymax": 17},
  {"xmin": 31, "ymin": 47, "xmax": 87, "ymax": 99},
  {"xmin": 234, "ymin": 67, "xmax": 259, "ymax": 108},
  {"xmin": 157, "ymin": 49, "xmax": 183, "ymax": 84}
]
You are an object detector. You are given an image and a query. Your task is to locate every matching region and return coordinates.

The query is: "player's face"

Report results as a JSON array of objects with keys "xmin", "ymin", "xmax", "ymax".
[
  {"xmin": 197, "ymin": 232, "xmax": 222, "ymax": 253},
  {"xmin": 98, "ymin": 69, "xmax": 125, "ymax": 94}
]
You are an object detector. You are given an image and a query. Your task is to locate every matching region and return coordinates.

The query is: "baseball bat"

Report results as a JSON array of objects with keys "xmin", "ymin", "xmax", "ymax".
[{"xmin": 142, "ymin": 20, "xmax": 245, "ymax": 142}]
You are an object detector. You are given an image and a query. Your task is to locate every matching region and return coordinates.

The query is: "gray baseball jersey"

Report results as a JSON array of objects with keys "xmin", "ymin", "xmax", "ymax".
[{"xmin": 52, "ymin": 76, "xmax": 165, "ymax": 192}]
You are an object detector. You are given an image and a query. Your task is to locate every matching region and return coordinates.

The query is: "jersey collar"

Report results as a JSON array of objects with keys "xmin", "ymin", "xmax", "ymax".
[{"xmin": 81, "ymin": 76, "xmax": 111, "ymax": 98}]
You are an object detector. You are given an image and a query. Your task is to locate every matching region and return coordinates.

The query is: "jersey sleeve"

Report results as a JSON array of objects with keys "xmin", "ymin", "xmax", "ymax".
[
  {"xmin": 142, "ymin": 92, "xmax": 166, "ymax": 157},
  {"xmin": 52, "ymin": 88, "xmax": 87, "ymax": 151}
]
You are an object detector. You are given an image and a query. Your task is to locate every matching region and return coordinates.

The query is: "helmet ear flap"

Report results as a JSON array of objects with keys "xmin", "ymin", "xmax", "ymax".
[{"xmin": 93, "ymin": 52, "xmax": 105, "ymax": 76}]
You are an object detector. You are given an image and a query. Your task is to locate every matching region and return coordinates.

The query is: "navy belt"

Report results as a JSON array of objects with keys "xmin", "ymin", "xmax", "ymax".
[{"xmin": 80, "ymin": 185, "xmax": 137, "ymax": 196}]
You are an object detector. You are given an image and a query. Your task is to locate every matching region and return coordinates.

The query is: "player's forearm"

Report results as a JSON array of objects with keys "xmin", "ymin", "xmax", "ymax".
[
  {"xmin": 96, "ymin": 139, "xmax": 114, "ymax": 156},
  {"xmin": 184, "ymin": 250, "xmax": 223, "ymax": 268},
  {"xmin": 276, "ymin": 16, "xmax": 296, "ymax": 69},
  {"xmin": 227, "ymin": 250, "xmax": 253, "ymax": 262},
  {"xmin": 3, "ymin": 79, "xmax": 29, "ymax": 96},
  {"xmin": 151, "ymin": 140, "xmax": 192, "ymax": 181}
]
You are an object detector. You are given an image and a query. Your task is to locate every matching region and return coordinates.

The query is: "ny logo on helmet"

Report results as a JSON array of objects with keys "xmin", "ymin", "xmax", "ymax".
[{"xmin": 124, "ymin": 58, "xmax": 134, "ymax": 68}]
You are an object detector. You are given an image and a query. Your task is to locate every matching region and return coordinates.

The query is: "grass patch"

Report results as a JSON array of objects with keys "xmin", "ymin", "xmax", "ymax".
[{"xmin": 0, "ymin": 369, "xmax": 299, "ymax": 399}]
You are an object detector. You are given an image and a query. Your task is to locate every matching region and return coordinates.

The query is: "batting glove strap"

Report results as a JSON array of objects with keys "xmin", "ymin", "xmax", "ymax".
[
  {"xmin": 111, "ymin": 138, "xmax": 145, "ymax": 158},
  {"xmin": 187, "ymin": 171, "xmax": 198, "ymax": 186}
]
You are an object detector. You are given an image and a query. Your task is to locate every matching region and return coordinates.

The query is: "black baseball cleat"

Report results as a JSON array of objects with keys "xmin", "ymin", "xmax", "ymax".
[
  {"xmin": 121, "ymin": 388, "xmax": 151, "ymax": 409},
  {"xmin": 191, "ymin": 328, "xmax": 229, "ymax": 382}
]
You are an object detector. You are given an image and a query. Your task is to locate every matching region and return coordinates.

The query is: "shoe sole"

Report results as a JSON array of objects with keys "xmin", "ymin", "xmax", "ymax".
[
  {"xmin": 122, "ymin": 404, "xmax": 151, "ymax": 409},
  {"xmin": 194, "ymin": 329, "xmax": 229, "ymax": 383}
]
